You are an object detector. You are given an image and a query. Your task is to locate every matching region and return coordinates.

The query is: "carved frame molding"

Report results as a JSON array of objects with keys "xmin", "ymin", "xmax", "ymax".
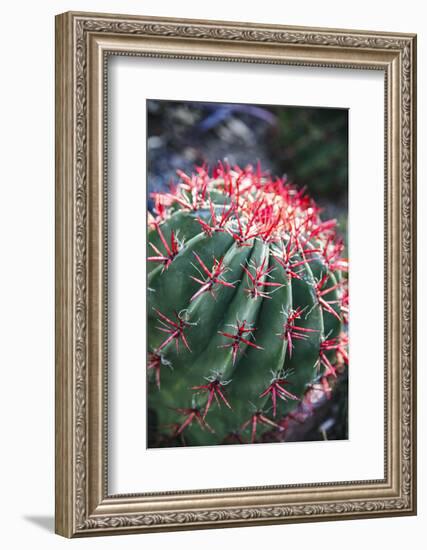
[{"xmin": 55, "ymin": 11, "xmax": 416, "ymax": 537}]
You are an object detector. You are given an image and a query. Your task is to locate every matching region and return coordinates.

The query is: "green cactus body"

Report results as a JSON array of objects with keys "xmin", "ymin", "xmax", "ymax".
[{"xmin": 147, "ymin": 164, "xmax": 348, "ymax": 447}]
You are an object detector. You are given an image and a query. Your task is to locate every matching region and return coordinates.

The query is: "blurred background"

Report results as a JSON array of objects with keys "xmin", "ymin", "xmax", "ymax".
[
  {"xmin": 147, "ymin": 99, "xmax": 348, "ymax": 248},
  {"xmin": 147, "ymin": 99, "xmax": 348, "ymax": 441}
]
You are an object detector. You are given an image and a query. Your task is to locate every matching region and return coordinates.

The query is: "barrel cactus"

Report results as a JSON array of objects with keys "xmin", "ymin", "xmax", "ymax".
[{"xmin": 147, "ymin": 163, "xmax": 348, "ymax": 447}]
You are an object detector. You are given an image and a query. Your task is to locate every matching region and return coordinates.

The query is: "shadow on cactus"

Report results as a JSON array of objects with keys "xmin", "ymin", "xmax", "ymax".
[{"xmin": 147, "ymin": 163, "xmax": 348, "ymax": 447}]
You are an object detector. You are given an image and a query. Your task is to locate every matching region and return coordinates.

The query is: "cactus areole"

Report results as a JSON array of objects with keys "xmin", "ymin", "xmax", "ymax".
[{"xmin": 147, "ymin": 163, "xmax": 348, "ymax": 447}]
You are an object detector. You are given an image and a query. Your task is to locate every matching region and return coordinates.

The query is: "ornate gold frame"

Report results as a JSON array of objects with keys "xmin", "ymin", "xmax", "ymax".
[{"xmin": 55, "ymin": 11, "xmax": 417, "ymax": 537}]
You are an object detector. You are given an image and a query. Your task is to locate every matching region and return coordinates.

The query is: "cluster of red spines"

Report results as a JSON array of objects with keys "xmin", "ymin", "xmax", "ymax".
[
  {"xmin": 173, "ymin": 406, "xmax": 214, "ymax": 436},
  {"xmin": 218, "ymin": 319, "xmax": 264, "ymax": 365},
  {"xmin": 259, "ymin": 367, "xmax": 345, "ymax": 443},
  {"xmin": 340, "ymin": 286, "xmax": 349, "ymax": 323},
  {"xmin": 148, "ymin": 194, "xmax": 169, "ymax": 227},
  {"xmin": 242, "ymin": 258, "xmax": 283, "ymax": 300},
  {"xmin": 241, "ymin": 410, "xmax": 284, "ymax": 444},
  {"xmin": 191, "ymin": 377, "xmax": 232, "ymax": 419},
  {"xmin": 150, "ymin": 163, "xmax": 348, "ymax": 267},
  {"xmin": 149, "ymin": 163, "xmax": 349, "ymax": 443},
  {"xmin": 280, "ymin": 306, "xmax": 318, "ymax": 357},
  {"xmin": 309, "ymin": 233, "xmax": 348, "ymax": 272},
  {"xmin": 196, "ymin": 200, "xmax": 234, "ymax": 236},
  {"xmin": 147, "ymin": 351, "xmax": 172, "ymax": 389},
  {"xmin": 315, "ymin": 334, "xmax": 348, "ymax": 378},
  {"xmin": 259, "ymin": 373, "xmax": 299, "ymax": 417},
  {"xmin": 190, "ymin": 253, "xmax": 236, "ymax": 301},
  {"xmin": 314, "ymin": 273, "xmax": 342, "ymax": 321},
  {"xmin": 168, "ymin": 168, "xmax": 209, "ymax": 211},
  {"xmin": 228, "ymin": 205, "xmax": 263, "ymax": 246},
  {"xmin": 272, "ymin": 236, "xmax": 313, "ymax": 281},
  {"xmin": 154, "ymin": 309, "xmax": 193, "ymax": 353},
  {"xmin": 147, "ymin": 223, "xmax": 181, "ymax": 271}
]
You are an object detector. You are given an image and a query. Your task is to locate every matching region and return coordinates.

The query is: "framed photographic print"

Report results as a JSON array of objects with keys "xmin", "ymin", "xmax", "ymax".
[{"xmin": 55, "ymin": 11, "xmax": 417, "ymax": 537}]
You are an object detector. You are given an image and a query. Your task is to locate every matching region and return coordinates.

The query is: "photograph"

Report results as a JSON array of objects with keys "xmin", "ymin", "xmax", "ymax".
[{"xmin": 146, "ymin": 100, "xmax": 349, "ymax": 448}]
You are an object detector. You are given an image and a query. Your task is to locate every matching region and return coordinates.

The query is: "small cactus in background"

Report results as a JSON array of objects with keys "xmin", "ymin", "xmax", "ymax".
[{"xmin": 147, "ymin": 163, "xmax": 348, "ymax": 447}]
